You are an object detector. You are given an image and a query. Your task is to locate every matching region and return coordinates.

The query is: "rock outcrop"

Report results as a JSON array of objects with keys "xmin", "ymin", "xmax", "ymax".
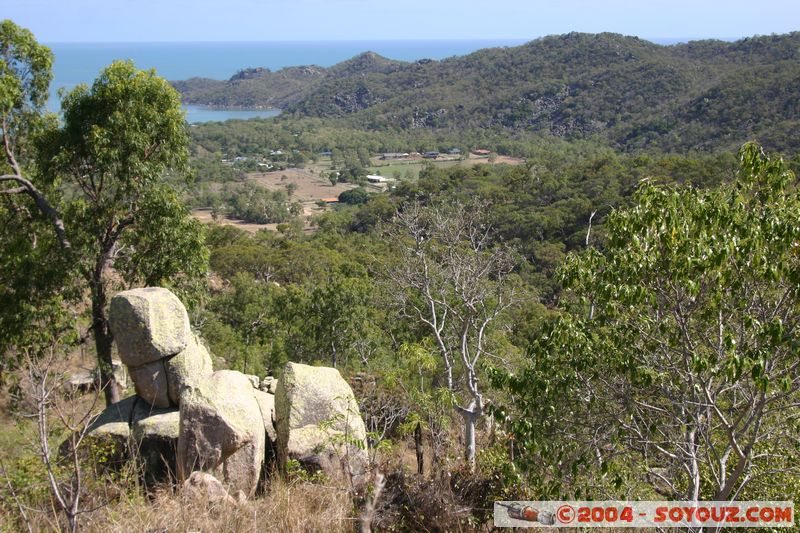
[
  {"xmin": 275, "ymin": 362, "xmax": 369, "ymax": 488},
  {"xmin": 110, "ymin": 287, "xmax": 191, "ymax": 366},
  {"xmin": 165, "ymin": 334, "xmax": 213, "ymax": 405},
  {"xmin": 127, "ymin": 360, "xmax": 171, "ymax": 408},
  {"xmin": 110, "ymin": 287, "xmax": 198, "ymax": 408},
  {"xmin": 259, "ymin": 376, "xmax": 278, "ymax": 394},
  {"xmin": 131, "ymin": 403, "xmax": 180, "ymax": 488},
  {"xmin": 65, "ymin": 394, "xmax": 139, "ymax": 473},
  {"xmin": 182, "ymin": 471, "xmax": 239, "ymax": 508},
  {"xmin": 68, "ymin": 287, "xmax": 370, "ymax": 497},
  {"xmin": 177, "ymin": 370, "xmax": 266, "ymax": 497}
]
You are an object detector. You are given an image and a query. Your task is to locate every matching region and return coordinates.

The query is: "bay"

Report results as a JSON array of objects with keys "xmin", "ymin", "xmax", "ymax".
[{"xmin": 46, "ymin": 40, "xmax": 529, "ymax": 123}]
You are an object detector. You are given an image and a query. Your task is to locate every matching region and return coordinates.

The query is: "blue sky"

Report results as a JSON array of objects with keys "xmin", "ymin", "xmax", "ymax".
[{"xmin": 7, "ymin": 0, "xmax": 799, "ymax": 42}]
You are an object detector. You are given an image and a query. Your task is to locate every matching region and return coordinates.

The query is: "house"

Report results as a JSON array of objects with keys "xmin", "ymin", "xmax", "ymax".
[
  {"xmin": 448, "ymin": 148, "xmax": 462, "ymax": 155},
  {"xmin": 319, "ymin": 151, "xmax": 332, "ymax": 157},
  {"xmin": 423, "ymin": 151, "xmax": 439, "ymax": 159},
  {"xmin": 320, "ymin": 197, "xmax": 339, "ymax": 205},
  {"xmin": 366, "ymin": 175, "xmax": 392, "ymax": 184},
  {"xmin": 381, "ymin": 152, "xmax": 409, "ymax": 160},
  {"xmin": 471, "ymin": 149, "xmax": 491, "ymax": 156}
]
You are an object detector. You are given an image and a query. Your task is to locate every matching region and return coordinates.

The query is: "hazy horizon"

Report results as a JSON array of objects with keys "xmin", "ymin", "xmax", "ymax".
[
  {"xmin": 8, "ymin": 0, "xmax": 797, "ymax": 43},
  {"xmin": 41, "ymin": 36, "xmax": 747, "ymax": 45}
]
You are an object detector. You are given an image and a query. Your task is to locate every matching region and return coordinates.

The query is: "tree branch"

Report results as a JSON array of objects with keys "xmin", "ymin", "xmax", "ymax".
[{"xmin": 0, "ymin": 173, "xmax": 70, "ymax": 249}]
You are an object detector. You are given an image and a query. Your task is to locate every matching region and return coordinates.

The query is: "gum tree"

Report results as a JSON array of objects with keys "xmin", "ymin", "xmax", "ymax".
[
  {"xmin": 38, "ymin": 60, "xmax": 206, "ymax": 405},
  {"xmin": 1, "ymin": 20, "xmax": 206, "ymax": 405},
  {"xmin": 0, "ymin": 20, "xmax": 75, "ymax": 380},
  {"xmin": 387, "ymin": 198, "xmax": 521, "ymax": 469}
]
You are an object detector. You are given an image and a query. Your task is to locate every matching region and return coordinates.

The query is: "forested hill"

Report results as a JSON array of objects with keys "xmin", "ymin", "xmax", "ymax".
[
  {"xmin": 173, "ymin": 32, "xmax": 800, "ymax": 153},
  {"xmin": 172, "ymin": 51, "xmax": 405, "ymax": 109}
]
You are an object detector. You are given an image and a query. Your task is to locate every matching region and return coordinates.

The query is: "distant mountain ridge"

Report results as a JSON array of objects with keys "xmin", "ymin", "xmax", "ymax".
[
  {"xmin": 171, "ymin": 51, "xmax": 404, "ymax": 109},
  {"xmin": 172, "ymin": 32, "xmax": 800, "ymax": 152}
]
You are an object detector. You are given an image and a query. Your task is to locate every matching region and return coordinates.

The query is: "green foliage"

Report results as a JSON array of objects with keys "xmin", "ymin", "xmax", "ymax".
[
  {"xmin": 190, "ymin": 155, "xmax": 240, "ymax": 183},
  {"xmin": 0, "ymin": 43, "xmax": 208, "ymax": 398},
  {"xmin": 39, "ymin": 59, "xmax": 198, "ymax": 286},
  {"xmin": 178, "ymin": 32, "xmax": 800, "ymax": 154},
  {"xmin": 222, "ymin": 182, "xmax": 293, "ymax": 224},
  {"xmin": 338, "ymin": 186, "xmax": 369, "ymax": 205},
  {"xmin": 285, "ymin": 458, "xmax": 328, "ymax": 484},
  {"xmin": 0, "ymin": 19, "xmax": 53, "ymax": 156},
  {"xmin": 474, "ymin": 443, "xmax": 528, "ymax": 500},
  {"xmin": 202, "ymin": 228, "xmax": 394, "ymax": 374},
  {"xmin": 0, "ymin": 21, "xmax": 72, "ymax": 375},
  {"xmin": 116, "ymin": 186, "xmax": 208, "ymax": 299},
  {"xmin": 47, "ymin": 60, "xmax": 188, "ymax": 190},
  {"xmin": 493, "ymin": 143, "xmax": 800, "ymax": 500}
]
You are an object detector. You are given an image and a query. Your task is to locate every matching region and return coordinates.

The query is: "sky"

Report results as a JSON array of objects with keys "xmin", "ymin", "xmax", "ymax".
[{"xmin": 6, "ymin": 0, "xmax": 799, "ymax": 42}]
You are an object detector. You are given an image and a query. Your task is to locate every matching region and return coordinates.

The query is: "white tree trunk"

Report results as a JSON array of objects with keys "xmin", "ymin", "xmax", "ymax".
[{"xmin": 460, "ymin": 400, "xmax": 481, "ymax": 470}]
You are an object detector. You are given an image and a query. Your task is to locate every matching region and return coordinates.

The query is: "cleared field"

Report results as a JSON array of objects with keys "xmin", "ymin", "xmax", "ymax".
[
  {"xmin": 192, "ymin": 207, "xmax": 278, "ymax": 233},
  {"xmin": 246, "ymin": 168, "xmax": 356, "ymax": 201},
  {"xmin": 191, "ymin": 156, "xmax": 524, "ymax": 233},
  {"xmin": 191, "ymin": 168, "xmax": 353, "ymax": 233}
]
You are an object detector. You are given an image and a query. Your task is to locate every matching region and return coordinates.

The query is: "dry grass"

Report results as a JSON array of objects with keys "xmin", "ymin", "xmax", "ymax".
[
  {"xmin": 1, "ymin": 475, "xmax": 356, "ymax": 533},
  {"xmin": 247, "ymin": 169, "xmax": 356, "ymax": 203},
  {"xmin": 84, "ymin": 477, "xmax": 355, "ymax": 532}
]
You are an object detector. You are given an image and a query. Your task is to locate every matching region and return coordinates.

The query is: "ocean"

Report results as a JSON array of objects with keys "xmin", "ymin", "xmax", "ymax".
[{"xmin": 46, "ymin": 40, "xmax": 530, "ymax": 123}]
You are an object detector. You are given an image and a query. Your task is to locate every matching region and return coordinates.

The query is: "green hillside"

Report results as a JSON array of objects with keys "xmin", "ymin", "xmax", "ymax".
[{"xmin": 174, "ymin": 32, "xmax": 800, "ymax": 153}]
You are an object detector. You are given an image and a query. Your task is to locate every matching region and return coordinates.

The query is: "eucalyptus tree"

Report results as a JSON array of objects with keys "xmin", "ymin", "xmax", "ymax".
[
  {"xmin": 0, "ymin": 20, "xmax": 74, "ymax": 379},
  {"xmin": 1, "ymin": 20, "xmax": 206, "ymax": 404},
  {"xmin": 37, "ymin": 60, "xmax": 206, "ymax": 404},
  {"xmin": 387, "ymin": 198, "xmax": 521, "ymax": 468},
  {"xmin": 0, "ymin": 20, "xmax": 66, "ymax": 247}
]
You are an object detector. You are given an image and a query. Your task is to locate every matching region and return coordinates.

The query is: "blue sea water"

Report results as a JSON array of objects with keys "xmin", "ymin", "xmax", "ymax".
[{"xmin": 46, "ymin": 40, "xmax": 529, "ymax": 123}]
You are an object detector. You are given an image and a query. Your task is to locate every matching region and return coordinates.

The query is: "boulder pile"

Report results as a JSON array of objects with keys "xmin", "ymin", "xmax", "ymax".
[{"xmin": 70, "ymin": 287, "xmax": 369, "ymax": 498}]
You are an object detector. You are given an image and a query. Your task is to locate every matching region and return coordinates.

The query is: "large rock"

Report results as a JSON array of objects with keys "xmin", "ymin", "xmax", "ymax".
[
  {"xmin": 275, "ymin": 362, "xmax": 369, "ymax": 488},
  {"xmin": 131, "ymin": 404, "xmax": 180, "ymax": 489},
  {"xmin": 253, "ymin": 389, "xmax": 277, "ymax": 444},
  {"xmin": 68, "ymin": 360, "xmax": 128, "ymax": 393},
  {"xmin": 109, "ymin": 287, "xmax": 191, "ymax": 367},
  {"xmin": 165, "ymin": 334, "xmax": 213, "ymax": 405},
  {"xmin": 59, "ymin": 395, "xmax": 138, "ymax": 474},
  {"xmin": 182, "ymin": 471, "xmax": 238, "ymax": 508},
  {"xmin": 177, "ymin": 370, "xmax": 265, "ymax": 497},
  {"xmin": 128, "ymin": 359, "xmax": 171, "ymax": 408},
  {"xmin": 260, "ymin": 376, "xmax": 278, "ymax": 394}
]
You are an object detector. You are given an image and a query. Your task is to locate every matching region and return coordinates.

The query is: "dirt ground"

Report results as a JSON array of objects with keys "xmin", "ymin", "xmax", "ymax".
[
  {"xmin": 192, "ymin": 168, "xmax": 356, "ymax": 233},
  {"xmin": 191, "ymin": 158, "xmax": 524, "ymax": 234},
  {"xmin": 477, "ymin": 155, "xmax": 525, "ymax": 165},
  {"xmin": 247, "ymin": 168, "xmax": 356, "ymax": 202},
  {"xmin": 192, "ymin": 208, "xmax": 283, "ymax": 233}
]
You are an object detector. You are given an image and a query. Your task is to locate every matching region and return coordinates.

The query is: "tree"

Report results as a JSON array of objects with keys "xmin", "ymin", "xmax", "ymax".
[
  {"xmin": 2, "ymin": 28, "xmax": 205, "ymax": 406},
  {"xmin": 19, "ymin": 344, "xmax": 105, "ymax": 533},
  {"xmin": 35, "ymin": 60, "xmax": 205, "ymax": 405},
  {"xmin": 307, "ymin": 271, "xmax": 376, "ymax": 368},
  {"xmin": 495, "ymin": 143, "xmax": 800, "ymax": 501},
  {"xmin": 0, "ymin": 20, "xmax": 76, "ymax": 379},
  {"xmin": 0, "ymin": 20, "xmax": 68, "ymax": 249},
  {"xmin": 338, "ymin": 186, "xmax": 369, "ymax": 205},
  {"xmin": 387, "ymin": 198, "xmax": 521, "ymax": 468}
]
